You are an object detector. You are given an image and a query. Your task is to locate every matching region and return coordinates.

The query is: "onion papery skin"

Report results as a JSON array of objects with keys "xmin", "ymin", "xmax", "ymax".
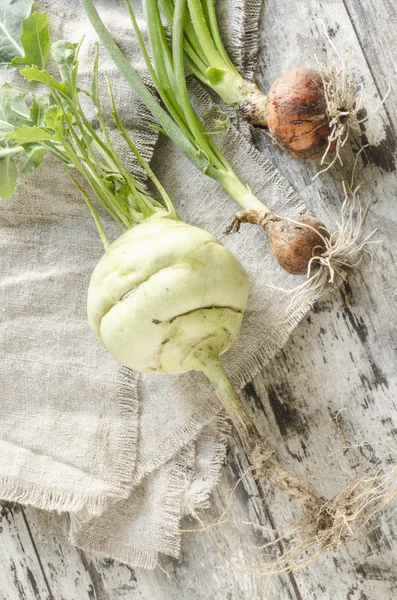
[
  {"xmin": 264, "ymin": 214, "xmax": 328, "ymax": 275},
  {"xmin": 87, "ymin": 217, "xmax": 249, "ymax": 374},
  {"xmin": 265, "ymin": 68, "xmax": 335, "ymax": 161}
]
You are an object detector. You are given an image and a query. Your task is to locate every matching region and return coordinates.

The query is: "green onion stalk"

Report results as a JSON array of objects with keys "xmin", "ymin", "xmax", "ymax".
[{"xmin": 81, "ymin": 0, "xmax": 332, "ymax": 279}]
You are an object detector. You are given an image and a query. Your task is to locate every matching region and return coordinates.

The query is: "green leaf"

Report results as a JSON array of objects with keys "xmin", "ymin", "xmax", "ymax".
[
  {"xmin": 205, "ymin": 67, "xmax": 227, "ymax": 86},
  {"xmin": 0, "ymin": 155, "xmax": 17, "ymax": 198},
  {"xmin": 19, "ymin": 143, "xmax": 46, "ymax": 173},
  {"xmin": 0, "ymin": 84, "xmax": 30, "ymax": 127},
  {"xmin": 30, "ymin": 92, "xmax": 51, "ymax": 126},
  {"xmin": 4, "ymin": 124, "xmax": 55, "ymax": 143},
  {"xmin": 51, "ymin": 40, "xmax": 77, "ymax": 83},
  {"xmin": 44, "ymin": 106, "xmax": 63, "ymax": 132},
  {"xmin": 11, "ymin": 12, "xmax": 50, "ymax": 69},
  {"xmin": 20, "ymin": 66, "xmax": 69, "ymax": 94},
  {"xmin": 0, "ymin": 0, "xmax": 33, "ymax": 70},
  {"xmin": 0, "ymin": 119, "xmax": 13, "ymax": 140}
]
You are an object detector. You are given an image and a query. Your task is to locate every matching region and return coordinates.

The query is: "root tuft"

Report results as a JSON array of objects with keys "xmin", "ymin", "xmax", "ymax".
[
  {"xmin": 269, "ymin": 181, "xmax": 379, "ymax": 311},
  {"xmin": 315, "ymin": 52, "xmax": 361, "ymax": 176},
  {"xmin": 181, "ymin": 457, "xmax": 397, "ymax": 576},
  {"xmin": 313, "ymin": 21, "xmax": 391, "ymax": 178}
]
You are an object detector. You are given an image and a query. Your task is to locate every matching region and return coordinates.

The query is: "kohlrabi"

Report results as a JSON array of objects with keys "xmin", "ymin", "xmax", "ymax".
[{"xmin": 0, "ymin": 13, "xmax": 249, "ymax": 376}]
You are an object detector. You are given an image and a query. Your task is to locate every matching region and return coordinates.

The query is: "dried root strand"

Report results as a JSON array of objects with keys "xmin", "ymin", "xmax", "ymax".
[
  {"xmin": 313, "ymin": 21, "xmax": 391, "ymax": 178},
  {"xmin": 182, "ymin": 454, "xmax": 397, "ymax": 577},
  {"xmin": 264, "ymin": 466, "xmax": 397, "ymax": 576},
  {"xmin": 315, "ymin": 52, "xmax": 361, "ymax": 176},
  {"xmin": 177, "ymin": 384, "xmax": 397, "ymax": 576}
]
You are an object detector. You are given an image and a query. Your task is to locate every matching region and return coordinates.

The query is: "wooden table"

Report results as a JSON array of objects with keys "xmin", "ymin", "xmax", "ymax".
[{"xmin": 1, "ymin": 0, "xmax": 397, "ymax": 598}]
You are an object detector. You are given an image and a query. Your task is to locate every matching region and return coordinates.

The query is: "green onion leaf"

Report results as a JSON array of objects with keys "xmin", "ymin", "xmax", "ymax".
[{"xmin": 206, "ymin": 66, "xmax": 226, "ymax": 86}]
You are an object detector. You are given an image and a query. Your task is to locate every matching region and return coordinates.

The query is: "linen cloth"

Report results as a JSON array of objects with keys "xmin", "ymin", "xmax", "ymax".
[{"xmin": 0, "ymin": 0, "xmax": 308, "ymax": 568}]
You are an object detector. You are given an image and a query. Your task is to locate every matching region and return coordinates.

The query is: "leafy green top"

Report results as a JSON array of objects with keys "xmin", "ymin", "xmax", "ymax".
[{"xmin": 0, "ymin": 11, "xmax": 176, "ymax": 248}]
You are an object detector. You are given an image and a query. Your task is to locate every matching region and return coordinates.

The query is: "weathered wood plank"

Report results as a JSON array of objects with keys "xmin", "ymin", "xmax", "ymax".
[
  {"xmin": 0, "ymin": 504, "xmax": 52, "ymax": 600},
  {"xmin": 248, "ymin": 0, "xmax": 397, "ymax": 597},
  {"xmin": 343, "ymin": 0, "xmax": 397, "ymax": 133},
  {"xmin": 1, "ymin": 469, "xmax": 293, "ymax": 600}
]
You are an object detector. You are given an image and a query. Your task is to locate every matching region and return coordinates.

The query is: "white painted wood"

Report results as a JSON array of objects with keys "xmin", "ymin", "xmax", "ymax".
[
  {"xmin": 0, "ymin": 504, "xmax": 52, "ymax": 600},
  {"xmin": 1, "ymin": 0, "xmax": 397, "ymax": 598}
]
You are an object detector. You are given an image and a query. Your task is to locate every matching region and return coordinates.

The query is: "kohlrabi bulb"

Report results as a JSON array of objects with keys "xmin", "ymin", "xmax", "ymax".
[{"xmin": 87, "ymin": 217, "xmax": 249, "ymax": 374}]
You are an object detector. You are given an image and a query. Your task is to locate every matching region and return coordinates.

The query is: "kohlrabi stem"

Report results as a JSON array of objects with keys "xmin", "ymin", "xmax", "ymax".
[
  {"xmin": 200, "ymin": 358, "xmax": 324, "ymax": 507},
  {"xmin": 70, "ymin": 175, "xmax": 110, "ymax": 250},
  {"xmin": 106, "ymin": 75, "xmax": 178, "ymax": 221},
  {"xmin": 0, "ymin": 146, "xmax": 24, "ymax": 158},
  {"xmin": 126, "ymin": 0, "xmax": 195, "ymax": 145}
]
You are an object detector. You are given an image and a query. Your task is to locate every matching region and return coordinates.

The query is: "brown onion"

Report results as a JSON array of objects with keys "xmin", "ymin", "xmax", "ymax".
[
  {"xmin": 226, "ymin": 210, "xmax": 329, "ymax": 275},
  {"xmin": 265, "ymin": 68, "xmax": 336, "ymax": 161},
  {"xmin": 239, "ymin": 68, "xmax": 338, "ymax": 161},
  {"xmin": 263, "ymin": 214, "xmax": 329, "ymax": 274}
]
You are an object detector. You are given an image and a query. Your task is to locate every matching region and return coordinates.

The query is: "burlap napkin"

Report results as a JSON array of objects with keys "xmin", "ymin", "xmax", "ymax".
[{"xmin": 0, "ymin": 0, "xmax": 308, "ymax": 568}]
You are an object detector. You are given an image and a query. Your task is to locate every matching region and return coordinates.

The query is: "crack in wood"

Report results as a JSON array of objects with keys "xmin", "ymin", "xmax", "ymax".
[{"xmin": 21, "ymin": 509, "xmax": 54, "ymax": 600}]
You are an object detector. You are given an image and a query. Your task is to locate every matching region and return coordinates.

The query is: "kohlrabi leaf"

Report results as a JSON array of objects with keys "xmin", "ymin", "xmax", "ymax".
[
  {"xmin": 0, "ymin": 84, "xmax": 30, "ymax": 127},
  {"xmin": 12, "ymin": 12, "xmax": 50, "ymax": 69},
  {"xmin": 19, "ymin": 143, "xmax": 46, "ymax": 173},
  {"xmin": 0, "ymin": 119, "xmax": 13, "ymax": 140},
  {"xmin": 90, "ymin": 43, "xmax": 100, "ymax": 106},
  {"xmin": 43, "ymin": 106, "xmax": 64, "ymax": 133},
  {"xmin": 51, "ymin": 40, "xmax": 77, "ymax": 83},
  {"xmin": 30, "ymin": 92, "xmax": 51, "ymax": 126},
  {"xmin": 0, "ymin": 155, "xmax": 17, "ymax": 198},
  {"xmin": 20, "ymin": 66, "xmax": 69, "ymax": 94},
  {"xmin": 5, "ymin": 124, "xmax": 55, "ymax": 143},
  {"xmin": 0, "ymin": 0, "xmax": 33, "ymax": 71}
]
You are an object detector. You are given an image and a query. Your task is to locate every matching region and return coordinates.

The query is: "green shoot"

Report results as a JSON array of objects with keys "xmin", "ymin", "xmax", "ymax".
[
  {"xmin": 82, "ymin": 0, "xmax": 267, "ymax": 212},
  {"xmin": 160, "ymin": 0, "xmax": 246, "ymax": 103},
  {"xmin": 0, "ymin": 12, "xmax": 180, "ymax": 244}
]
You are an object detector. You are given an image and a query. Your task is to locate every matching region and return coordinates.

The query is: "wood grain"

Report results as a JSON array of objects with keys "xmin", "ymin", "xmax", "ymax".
[{"xmin": 1, "ymin": 0, "xmax": 397, "ymax": 598}]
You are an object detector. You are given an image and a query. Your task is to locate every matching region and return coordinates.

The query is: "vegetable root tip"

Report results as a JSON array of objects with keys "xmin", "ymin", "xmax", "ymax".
[{"xmin": 225, "ymin": 209, "xmax": 269, "ymax": 235}]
